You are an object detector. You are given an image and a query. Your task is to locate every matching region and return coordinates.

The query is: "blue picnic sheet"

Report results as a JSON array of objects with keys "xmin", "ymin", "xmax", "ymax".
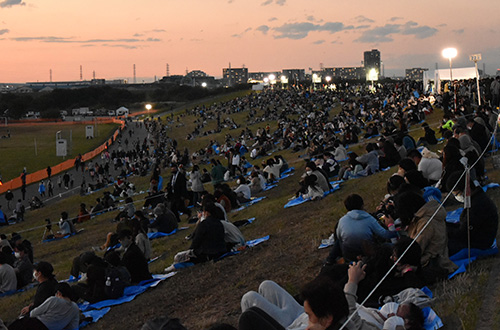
[
  {"xmin": 147, "ymin": 227, "xmax": 189, "ymax": 240},
  {"xmin": 232, "ymin": 196, "xmax": 266, "ymax": 212},
  {"xmin": 284, "ymin": 181, "xmax": 341, "ymax": 208},
  {"xmin": 78, "ymin": 273, "xmax": 175, "ymax": 312},
  {"xmin": 448, "ymin": 239, "xmax": 498, "ymax": 279},
  {"xmin": 175, "ymin": 235, "xmax": 270, "ymax": 267}
]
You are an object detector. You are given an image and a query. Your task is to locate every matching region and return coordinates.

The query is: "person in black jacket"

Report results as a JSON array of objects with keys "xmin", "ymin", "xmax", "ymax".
[
  {"xmin": 118, "ymin": 230, "xmax": 152, "ymax": 283},
  {"xmin": 167, "ymin": 164, "xmax": 191, "ymax": 221},
  {"xmin": 20, "ymin": 261, "xmax": 58, "ymax": 316},
  {"xmin": 72, "ymin": 252, "xmax": 108, "ymax": 303},
  {"xmin": 446, "ymin": 171, "xmax": 499, "ymax": 255},
  {"xmin": 189, "ymin": 203, "xmax": 227, "ymax": 263}
]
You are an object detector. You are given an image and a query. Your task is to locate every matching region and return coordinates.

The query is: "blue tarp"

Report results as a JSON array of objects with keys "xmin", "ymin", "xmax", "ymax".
[
  {"xmin": 79, "ymin": 273, "xmax": 175, "ymax": 313},
  {"xmin": 285, "ymin": 182, "xmax": 341, "ymax": 208},
  {"xmin": 232, "ymin": 196, "xmax": 266, "ymax": 212},
  {"xmin": 147, "ymin": 227, "xmax": 188, "ymax": 240}
]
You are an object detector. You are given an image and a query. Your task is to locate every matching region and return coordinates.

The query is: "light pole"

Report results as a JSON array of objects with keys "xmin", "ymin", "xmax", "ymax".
[
  {"xmin": 280, "ymin": 75, "xmax": 288, "ymax": 89},
  {"xmin": 268, "ymin": 74, "xmax": 276, "ymax": 90},
  {"xmin": 469, "ymin": 53, "xmax": 482, "ymax": 106},
  {"xmin": 442, "ymin": 47, "xmax": 457, "ymax": 111},
  {"xmin": 145, "ymin": 104, "xmax": 152, "ymax": 117},
  {"xmin": 325, "ymin": 76, "xmax": 331, "ymax": 90}
]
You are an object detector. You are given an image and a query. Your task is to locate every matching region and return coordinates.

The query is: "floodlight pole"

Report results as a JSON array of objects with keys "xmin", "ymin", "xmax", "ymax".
[{"xmin": 469, "ymin": 54, "xmax": 482, "ymax": 106}]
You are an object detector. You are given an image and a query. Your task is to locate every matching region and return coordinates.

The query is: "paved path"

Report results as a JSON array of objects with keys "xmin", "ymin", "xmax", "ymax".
[{"xmin": 1, "ymin": 119, "xmax": 151, "ymax": 219}]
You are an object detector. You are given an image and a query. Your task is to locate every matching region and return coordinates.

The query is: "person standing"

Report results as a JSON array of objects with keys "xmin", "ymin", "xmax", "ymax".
[
  {"xmin": 5, "ymin": 190, "xmax": 13, "ymax": 210},
  {"xmin": 47, "ymin": 180, "xmax": 54, "ymax": 197},
  {"xmin": 167, "ymin": 164, "xmax": 191, "ymax": 221},
  {"xmin": 38, "ymin": 181, "xmax": 46, "ymax": 198},
  {"xmin": 46, "ymin": 166, "xmax": 52, "ymax": 179}
]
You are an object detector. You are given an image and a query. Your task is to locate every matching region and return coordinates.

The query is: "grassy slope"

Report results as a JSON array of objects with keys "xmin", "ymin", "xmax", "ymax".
[
  {"xmin": 0, "ymin": 91, "xmax": 498, "ymax": 329},
  {"xmin": 0, "ymin": 123, "xmax": 119, "ymax": 181}
]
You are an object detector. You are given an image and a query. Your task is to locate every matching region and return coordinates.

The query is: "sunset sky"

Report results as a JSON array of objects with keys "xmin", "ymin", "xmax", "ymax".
[{"xmin": 0, "ymin": 0, "xmax": 499, "ymax": 83}]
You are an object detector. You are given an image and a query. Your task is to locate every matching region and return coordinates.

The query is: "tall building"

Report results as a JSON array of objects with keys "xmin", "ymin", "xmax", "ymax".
[
  {"xmin": 364, "ymin": 49, "xmax": 381, "ymax": 80},
  {"xmin": 323, "ymin": 67, "xmax": 365, "ymax": 80},
  {"xmin": 223, "ymin": 67, "xmax": 248, "ymax": 86},
  {"xmin": 405, "ymin": 68, "xmax": 428, "ymax": 81}
]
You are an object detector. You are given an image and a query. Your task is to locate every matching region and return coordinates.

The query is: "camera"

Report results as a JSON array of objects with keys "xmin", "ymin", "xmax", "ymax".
[{"xmin": 45, "ymin": 218, "xmax": 52, "ymax": 231}]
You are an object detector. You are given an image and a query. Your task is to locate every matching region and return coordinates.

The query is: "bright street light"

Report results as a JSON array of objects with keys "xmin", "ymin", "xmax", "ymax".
[
  {"xmin": 145, "ymin": 104, "xmax": 152, "ymax": 111},
  {"xmin": 325, "ymin": 76, "xmax": 331, "ymax": 83},
  {"xmin": 201, "ymin": 82, "xmax": 207, "ymax": 88}
]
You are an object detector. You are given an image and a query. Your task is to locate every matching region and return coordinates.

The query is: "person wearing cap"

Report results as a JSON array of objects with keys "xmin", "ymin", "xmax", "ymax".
[
  {"xmin": 9, "ymin": 282, "xmax": 79, "ymax": 330},
  {"xmin": 20, "ymin": 261, "xmax": 58, "ymax": 315}
]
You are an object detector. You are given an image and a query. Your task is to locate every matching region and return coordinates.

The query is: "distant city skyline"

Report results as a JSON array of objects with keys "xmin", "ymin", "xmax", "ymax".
[{"xmin": 0, "ymin": 0, "xmax": 499, "ymax": 83}]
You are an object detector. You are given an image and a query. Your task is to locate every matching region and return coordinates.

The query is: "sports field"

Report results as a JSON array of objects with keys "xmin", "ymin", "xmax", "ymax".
[{"xmin": 0, "ymin": 122, "xmax": 119, "ymax": 182}]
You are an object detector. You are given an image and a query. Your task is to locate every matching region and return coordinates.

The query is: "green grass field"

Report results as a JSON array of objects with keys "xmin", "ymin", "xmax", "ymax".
[
  {"xmin": 0, "ymin": 91, "xmax": 498, "ymax": 329},
  {"xmin": 0, "ymin": 123, "xmax": 119, "ymax": 181}
]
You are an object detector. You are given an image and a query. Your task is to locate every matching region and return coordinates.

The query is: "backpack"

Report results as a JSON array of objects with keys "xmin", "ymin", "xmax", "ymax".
[{"xmin": 104, "ymin": 266, "xmax": 129, "ymax": 299}]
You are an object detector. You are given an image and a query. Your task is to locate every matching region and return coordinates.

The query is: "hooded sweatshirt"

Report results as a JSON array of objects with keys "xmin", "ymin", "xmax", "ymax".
[{"xmin": 336, "ymin": 210, "xmax": 398, "ymax": 261}]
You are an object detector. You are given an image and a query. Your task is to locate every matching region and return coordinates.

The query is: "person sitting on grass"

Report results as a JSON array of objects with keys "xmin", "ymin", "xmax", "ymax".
[
  {"xmin": 446, "ymin": 171, "xmax": 499, "ymax": 256},
  {"xmin": 13, "ymin": 242, "xmax": 33, "ymax": 289},
  {"xmin": 165, "ymin": 203, "xmax": 227, "ymax": 272},
  {"xmin": 234, "ymin": 176, "xmax": 252, "ymax": 204},
  {"xmin": 239, "ymin": 266, "xmax": 426, "ymax": 330},
  {"xmin": 117, "ymin": 230, "xmax": 152, "ymax": 284},
  {"xmin": 77, "ymin": 203, "xmax": 90, "ymax": 223},
  {"xmin": 52, "ymin": 212, "xmax": 76, "ymax": 239},
  {"xmin": 326, "ymin": 194, "xmax": 398, "ymax": 264},
  {"xmin": 20, "ymin": 261, "xmax": 58, "ymax": 316},
  {"xmin": 71, "ymin": 252, "xmax": 108, "ymax": 303},
  {"xmin": 148, "ymin": 203, "xmax": 178, "ymax": 234},
  {"xmin": 9, "ymin": 282, "xmax": 79, "ymax": 330},
  {"xmin": 0, "ymin": 251, "xmax": 16, "ymax": 294},
  {"xmin": 393, "ymin": 191, "xmax": 457, "ymax": 284},
  {"xmin": 301, "ymin": 174, "xmax": 324, "ymax": 201}
]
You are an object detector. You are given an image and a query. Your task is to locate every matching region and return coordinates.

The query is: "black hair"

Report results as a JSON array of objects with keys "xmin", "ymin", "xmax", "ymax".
[
  {"xmin": 118, "ymin": 229, "xmax": 133, "ymax": 240},
  {"xmin": 394, "ymin": 191, "xmax": 426, "ymax": 226},
  {"xmin": 202, "ymin": 202, "xmax": 219, "ymax": 216},
  {"xmin": 403, "ymin": 303, "xmax": 425, "ymax": 330},
  {"xmin": 394, "ymin": 236, "xmax": 421, "ymax": 268},
  {"xmin": 34, "ymin": 261, "xmax": 55, "ymax": 279},
  {"xmin": 404, "ymin": 170, "xmax": 429, "ymax": 189},
  {"xmin": 399, "ymin": 158, "xmax": 417, "ymax": 172},
  {"xmin": 55, "ymin": 282, "xmax": 73, "ymax": 299},
  {"xmin": 344, "ymin": 194, "xmax": 364, "ymax": 211},
  {"xmin": 407, "ymin": 149, "xmax": 422, "ymax": 159},
  {"xmin": 305, "ymin": 161, "xmax": 317, "ymax": 170},
  {"xmin": 300, "ymin": 276, "xmax": 348, "ymax": 327},
  {"xmin": 387, "ymin": 175, "xmax": 405, "ymax": 194}
]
